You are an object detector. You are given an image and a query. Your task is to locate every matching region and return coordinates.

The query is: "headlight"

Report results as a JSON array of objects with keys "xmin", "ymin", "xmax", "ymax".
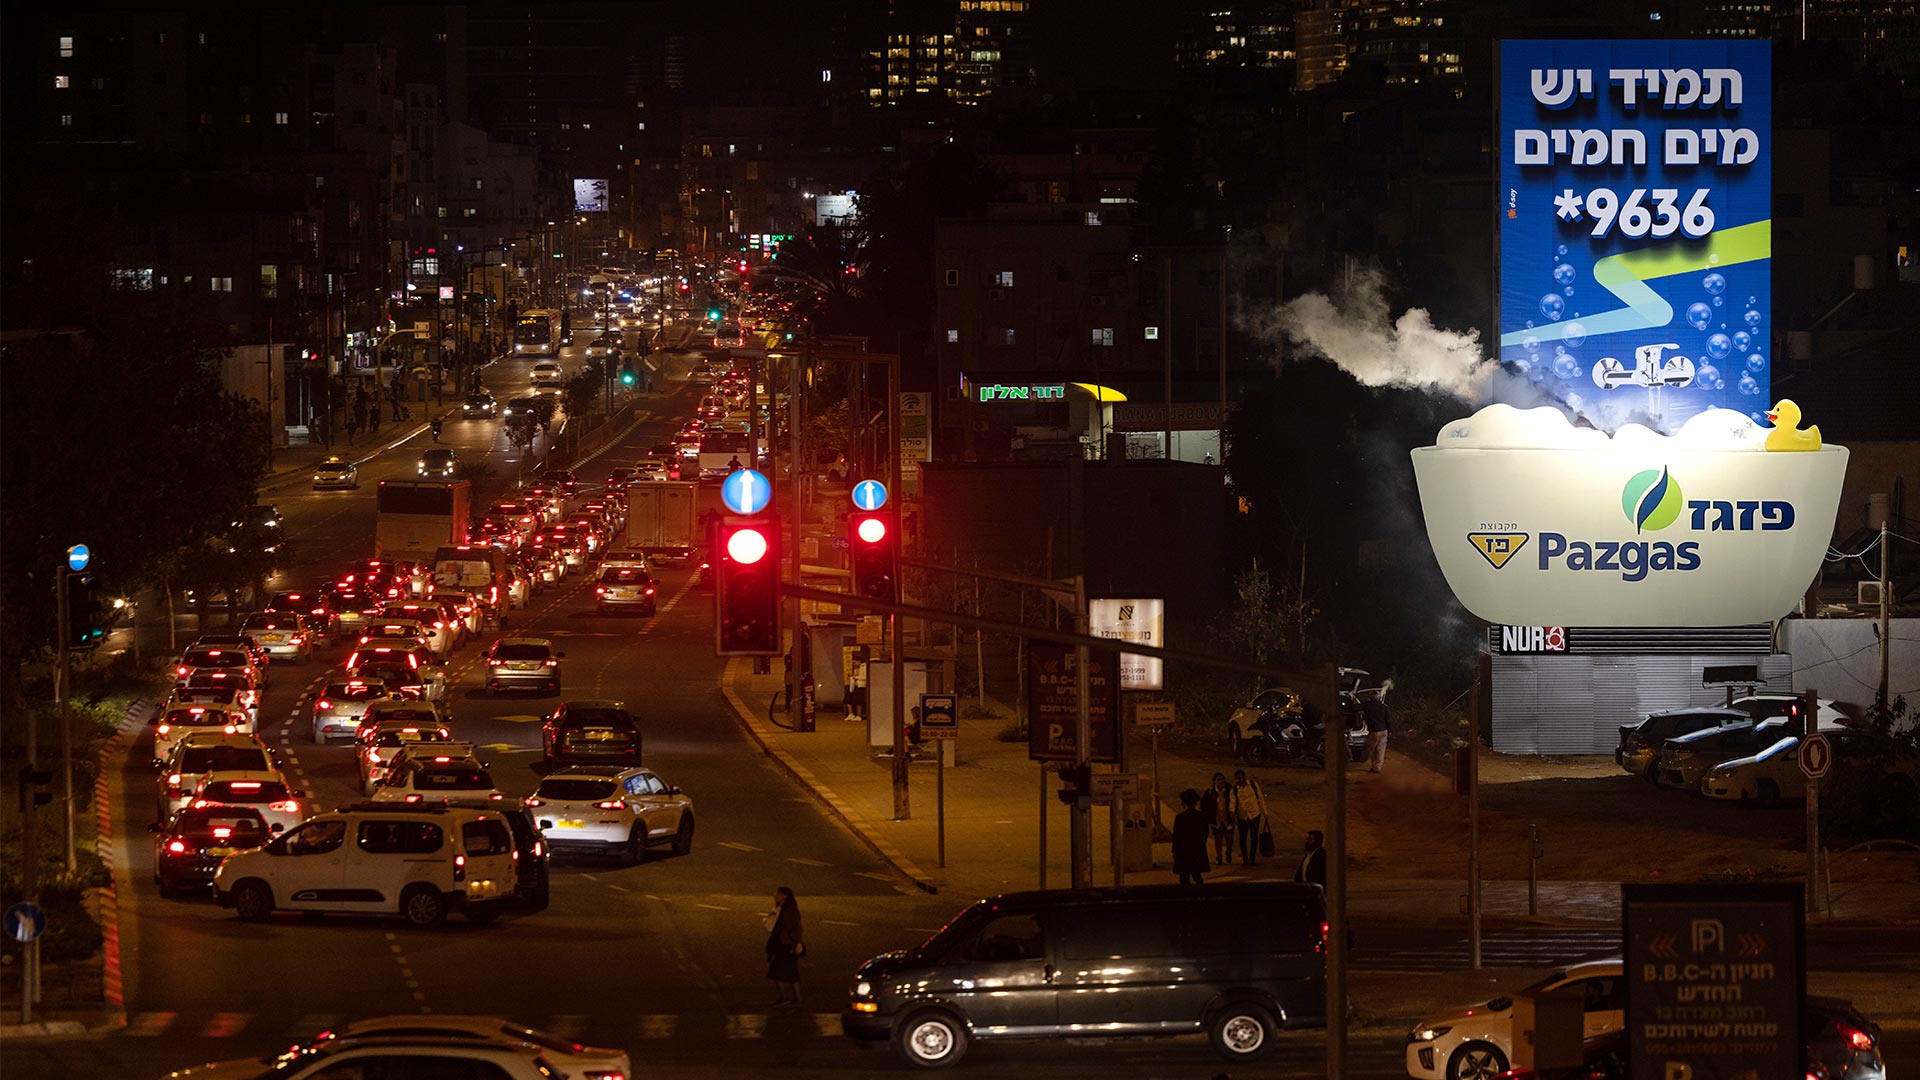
[
  {"xmin": 1411, "ymin": 1025, "xmax": 1451, "ymax": 1042},
  {"xmin": 854, "ymin": 980, "xmax": 872, "ymax": 997}
]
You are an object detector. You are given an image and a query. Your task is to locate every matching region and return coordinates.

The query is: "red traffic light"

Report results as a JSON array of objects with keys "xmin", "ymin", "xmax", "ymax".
[
  {"xmin": 714, "ymin": 517, "xmax": 781, "ymax": 656},
  {"xmin": 727, "ymin": 527, "xmax": 770, "ymax": 565},
  {"xmin": 856, "ymin": 517, "xmax": 887, "ymax": 545},
  {"xmin": 847, "ymin": 510, "xmax": 898, "ymax": 602}
]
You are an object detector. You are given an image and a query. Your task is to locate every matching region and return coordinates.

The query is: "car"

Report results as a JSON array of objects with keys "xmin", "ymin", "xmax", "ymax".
[
  {"xmin": 1616, "ymin": 707, "xmax": 1752, "ymax": 779},
  {"xmin": 581, "ymin": 336, "xmax": 617, "ymax": 359},
  {"xmin": 183, "ymin": 637, "xmax": 269, "ymax": 678},
  {"xmin": 236, "ymin": 612, "xmax": 313, "ymax": 665},
  {"xmin": 149, "ymin": 805, "xmax": 272, "ymax": 899},
  {"xmin": 312, "ymin": 456, "xmax": 360, "ymax": 490},
  {"xmin": 461, "ymin": 391, "xmax": 498, "ymax": 419},
  {"xmin": 416, "ymin": 447, "xmax": 458, "ymax": 478},
  {"xmin": 157, "ymin": 734, "xmax": 277, "ymax": 821},
  {"xmin": 163, "ymin": 1036, "xmax": 574, "ymax": 1079},
  {"xmin": 541, "ymin": 700, "xmax": 643, "ymax": 767},
  {"xmin": 186, "ymin": 771, "xmax": 310, "ymax": 835},
  {"xmin": 844, "ymin": 883, "xmax": 1330, "ymax": 1068},
  {"xmin": 369, "ymin": 611, "xmax": 450, "ymax": 657},
  {"xmin": 502, "ymin": 396, "xmax": 543, "ymax": 422},
  {"xmin": 594, "ymin": 565, "xmax": 657, "ymax": 615},
  {"xmin": 485, "ymin": 637, "xmax": 563, "ymax": 694},
  {"xmin": 1729, "ymin": 692, "xmax": 1851, "ymax": 728},
  {"xmin": 635, "ymin": 459, "xmax": 671, "ymax": 481},
  {"xmin": 1650, "ymin": 719, "xmax": 1772, "ymax": 790},
  {"xmin": 356, "ymin": 709, "xmax": 455, "ymax": 794},
  {"xmin": 1493, "ymin": 996, "xmax": 1886, "ymax": 1080},
  {"xmin": 539, "ymin": 469, "xmax": 579, "ymax": 496},
  {"xmin": 605, "ymin": 467, "xmax": 635, "ymax": 494},
  {"xmin": 214, "ymin": 802, "xmax": 526, "ymax": 926},
  {"xmin": 152, "ymin": 702, "xmax": 253, "ymax": 766},
  {"xmin": 371, "ymin": 743, "xmax": 507, "ymax": 804},
  {"xmin": 503, "ymin": 562, "xmax": 533, "ymax": 609},
  {"xmin": 289, "ymin": 1015, "xmax": 627, "ymax": 1079},
  {"xmin": 431, "ymin": 590, "xmax": 486, "ymax": 636},
  {"xmin": 311, "ymin": 678, "xmax": 388, "ymax": 743},
  {"xmin": 347, "ymin": 644, "xmax": 446, "ymax": 701},
  {"xmin": 265, "ymin": 590, "xmax": 342, "ymax": 643},
  {"xmin": 1703, "ymin": 728, "xmax": 1919, "ymax": 806},
  {"xmin": 174, "ymin": 647, "xmax": 263, "ymax": 697},
  {"xmin": 530, "ymin": 360, "xmax": 564, "ymax": 388},
  {"xmin": 526, "ymin": 765, "xmax": 693, "ymax": 862},
  {"xmin": 1226, "ymin": 687, "xmax": 1303, "ymax": 758},
  {"xmin": 178, "ymin": 670, "xmax": 260, "ymax": 721},
  {"xmin": 1404, "ymin": 959, "xmax": 1624, "ymax": 1080}
]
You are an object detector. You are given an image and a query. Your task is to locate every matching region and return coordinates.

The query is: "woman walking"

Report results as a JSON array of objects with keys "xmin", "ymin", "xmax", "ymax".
[
  {"xmin": 764, "ymin": 886, "xmax": 805, "ymax": 1007},
  {"xmin": 1200, "ymin": 772, "xmax": 1235, "ymax": 867}
]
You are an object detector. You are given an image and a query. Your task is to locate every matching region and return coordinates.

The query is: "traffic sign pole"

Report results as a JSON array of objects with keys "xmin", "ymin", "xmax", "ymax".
[{"xmin": 1802, "ymin": 688, "xmax": 1822, "ymax": 914}]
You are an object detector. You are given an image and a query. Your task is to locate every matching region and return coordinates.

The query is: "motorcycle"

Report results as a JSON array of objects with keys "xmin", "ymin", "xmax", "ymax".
[{"xmin": 1239, "ymin": 711, "xmax": 1323, "ymax": 766}]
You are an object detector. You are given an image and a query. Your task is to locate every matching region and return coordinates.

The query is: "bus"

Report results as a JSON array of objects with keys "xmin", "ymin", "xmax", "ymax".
[
  {"xmin": 513, "ymin": 309, "xmax": 562, "ymax": 357},
  {"xmin": 696, "ymin": 429, "xmax": 754, "ymax": 480}
]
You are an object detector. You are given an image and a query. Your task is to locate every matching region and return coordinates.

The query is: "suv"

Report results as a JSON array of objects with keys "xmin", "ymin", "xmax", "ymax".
[
  {"xmin": 371, "ymin": 743, "xmax": 506, "ymax": 804},
  {"xmin": 542, "ymin": 701, "xmax": 641, "ymax": 767},
  {"xmin": 526, "ymin": 765, "xmax": 692, "ymax": 863},
  {"xmin": 486, "ymin": 638, "xmax": 564, "ymax": 695},
  {"xmin": 214, "ymin": 802, "xmax": 526, "ymax": 927},
  {"xmin": 1617, "ymin": 707, "xmax": 1750, "ymax": 779},
  {"xmin": 347, "ymin": 645, "xmax": 446, "ymax": 701},
  {"xmin": 157, "ymin": 734, "xmax": 278, "ymax": 820},
  {"xmin": 593, "ymin": 565, "xmax": 656, "ymax": 615},
  {"xmin": 844, "ymin": 883, "xmax": 1329, "ymax": 1068},
  {"xmin": 237, "ymin": 612, "xmax": 313, "ymax": 665}
]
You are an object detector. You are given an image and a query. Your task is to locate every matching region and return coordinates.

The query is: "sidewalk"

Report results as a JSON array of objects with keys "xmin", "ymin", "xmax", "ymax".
[{"xmin": 719, "ymin": 662, "xmax": 1920, "ymax": 930}]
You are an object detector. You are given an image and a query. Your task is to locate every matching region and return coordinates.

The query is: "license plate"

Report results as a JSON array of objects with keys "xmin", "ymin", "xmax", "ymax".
[
  {"xmin": 555, "ymin": 820, "xmax": 586, "ymax": 829},
  {"xmin": 512, "ymin": 662, "xmax": 537, "ymax": 671},
  {"xmin": 262, "ymin": 634, "xmax": 286, "ymax": 644},
  {"xmin": 208, "ymin": 847, "xmax": 237, "ymax": 858}
]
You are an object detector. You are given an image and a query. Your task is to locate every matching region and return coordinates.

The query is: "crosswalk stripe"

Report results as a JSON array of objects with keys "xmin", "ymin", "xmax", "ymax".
[
  {"xmin": 637, "ymin": 1014, "xmax": 677, "ymax": 1039},
  {"xmin": 199, "ymin": 1012, "xmax": 251, "ymax": 1037},
  {"xmin": 725, "ymin": 1014, "xmax": 765, "ymax": 1039},
  {"xmin": 813, "ymin": 1013, "xmax": 841, "ymax": 1037},
  {"xmin": 123, "ymin": 1012, "xmax": 177, "ymax": 1037}
]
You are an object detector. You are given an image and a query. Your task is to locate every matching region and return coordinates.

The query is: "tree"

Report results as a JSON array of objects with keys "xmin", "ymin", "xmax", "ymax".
[{"xmin": 562, "ymin": 360, "xmax": 605, "ymax": 422}]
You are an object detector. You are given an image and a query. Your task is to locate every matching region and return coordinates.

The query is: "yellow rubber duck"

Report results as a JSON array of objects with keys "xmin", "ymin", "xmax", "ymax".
[{"xmin": 1763, "ymin": 399, "xmax": 1822, "ymax": 452}]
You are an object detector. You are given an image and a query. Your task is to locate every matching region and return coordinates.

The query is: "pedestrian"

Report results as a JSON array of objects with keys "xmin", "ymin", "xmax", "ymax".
[
  {"xmin": 727, "ymin": 455, "xmax": 742, "ymax": 474},
  {"xmin": 1231, "ymin": 769, "xmax": 1269, "ymax": 866},
  {"xmin": 345, "ymin": 415, "xmax": 360, "ymax": 442},
  {"xmin": 1171, "ymin": 789, "xmax": 1211, "ymax": 886},
  {"xmin": 764, "ymin": 886, "xmax": 805, "ymax": 1007},
  {"xmin": 1200, "ymin": 772, "xmax": 1235, "ymax": 866},
  {"xmin": 1294, "ymin": 829, "xmax": 1328, "ymax": 888},
  {"xmin": 1363, "ymin": 691, "xmax": 1391, "ymax": 773},
  {"xmin": 369, "ymin": 403, "xmax": 382, "ymax": 433}
]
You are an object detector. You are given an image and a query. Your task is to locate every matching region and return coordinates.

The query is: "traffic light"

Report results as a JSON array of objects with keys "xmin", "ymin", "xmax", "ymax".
[
  {"xmin": 738, "ymin": 260, "xmax": 748, "ymax": 273},
  {"xmin": 708, "ymin": 307, "xmax": 723, "ymax": 321},
  {"xmin": 619, "ymin": 362, "xmax": 636, "ymax": 386},
  {"xmin": 714, "ymin": 517, "xmax": 781, "ymax": 655},
  {"xmin": 847, "ymin": 510, "xmax": 898, "ymax": 602},
  {"xmin": 65, "ymin": 571, "xmax": 106, "ymax": 650}
]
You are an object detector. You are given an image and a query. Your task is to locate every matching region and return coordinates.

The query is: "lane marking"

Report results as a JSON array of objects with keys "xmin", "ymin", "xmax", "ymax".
[
  {"xmin": 725, "ymin": 1014, "xmax": 765, "ymax": 1040},
  {"xmin": 785, "ymin": 857, "xmax": 830, "ymax": 867},
  {"xmin": 718, "ymin": 841, "xmax": 760, "ymax": 852},
  {"xmin": 199, "ymin": 1012, "xmax": 251, "ymax": 1037},
  {"xmin": 123, "ymin": 1011, "xmax": 177, "ymax": 1037},
  {"xmin": 695, "ymin": 903, "xmax": 732, "ymax": 912}
]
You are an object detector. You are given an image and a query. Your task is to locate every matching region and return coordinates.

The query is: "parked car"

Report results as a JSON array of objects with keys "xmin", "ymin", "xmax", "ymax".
[
  {"xmin": 1405, "ymin": 959, "xmax": 1623, "ymax": 1080},
  {"xmin": 1703, "ymin": 729, "xmax": 1920, "ymax": 807},
  {"xmin": 1616, "ymin": 707, "xmax": 1750, "ymax": 779},
  {"xmin": 843, "ymin": 883, "xmax": 1328, "ymax": 1068}
]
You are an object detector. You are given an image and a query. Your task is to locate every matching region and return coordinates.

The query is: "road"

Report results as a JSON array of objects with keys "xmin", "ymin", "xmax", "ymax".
[{"xmin": 8, "ymin": 337, "xmax": 1917, "ymax": 1078}]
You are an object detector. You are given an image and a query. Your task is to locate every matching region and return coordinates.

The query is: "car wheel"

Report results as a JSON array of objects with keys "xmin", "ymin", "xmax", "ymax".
[
  {"xmin": 233, "ymin": 880, "xmax": 274, "ymax": 922},
  {"xmin": 893, "ymin": 1008, "xmax": 968, "ymax": 1068},
  {"xmin": 1207, "ymin": 1002, "xmax": 1274, "ymax": 1061},
  {"xmin": 1447, "ymin": 1041, "xmax": 1509, "ymax": 1080},
  {"xmin": 625, "ymin": 827, "xmax": 647, "ymax": 866},
  {"xmin": 1757, "ymin": 779, "xmax": 1782, "ymax": 808},
  {"xmin": 401, "ymin": 885, "xmax": 446, "ymax": 927},
  {"xmin": 1244, "ymin": 738, "xmax": 1270, "ymax": 767},
  {"xmin": 671, "ymin": 814, "xmax": 694, "ymax": 856}
]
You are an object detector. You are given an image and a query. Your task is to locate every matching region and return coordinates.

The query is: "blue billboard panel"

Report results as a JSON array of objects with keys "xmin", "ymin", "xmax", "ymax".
[{"xmin": 1499, "ymin": 40, "xmax": 1771, "ymax": 429}]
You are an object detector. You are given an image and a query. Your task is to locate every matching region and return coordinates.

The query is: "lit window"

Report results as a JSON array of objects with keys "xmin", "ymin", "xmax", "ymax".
[
  {"xmin": 437, "ymin": 207, "xmax": 448, "ymax": 219},
  {"xmin": 275, "ymin": 112, "xmax": 288, "ymax": 125},
  {"xmin": 210, "ymin": 277, "xmax": 233, "ymax": 293},
  {"xmin": 1002, "ymin": 329, "xmax": 1016, "ymax": 347},
  {"xmin": 473, "ymin": 179, "xmax": 483, "ymax": 190},
  {"xmin": 993, "ymin": 270, "xmax": 1013, "ymax": 287},
  {"xmin": 821, "ymin": 69, "xmax": 832, "ymax": 82},
  {"xmin": 260, "ymin": 265, "xmax": 278, "ymax": 298},
  {"xmin": 54, "ymin": 75, "xmax": 70, "ymax": 89},
  {"xmin": 1085, "ymin": 211, "xmax": 1102, "ymax": 226},
  {"xmin": 58, "ymin": 36, "xmax": 73, "ymax": 58},
  {"xmin": 59, "ymin": 114, "xmax": 73, "ymax": 127},
  {"xmin": 1144, "ymin": 326, "xmax": 1160, "ymax": 340},
  {"xmin": 945, "ymin": 269, "xmax": 959, "ymax": 286},
  {"xmin": 463, "ymin": 208, "xmax": 477, "ymax": 218},
  {"xmin": 1092, "ymin": 328, "xmax": 1114, "ymax": 346},
  {"xmin": 946, "ymin": 329, "xmax": 959, "ymax": 343}
]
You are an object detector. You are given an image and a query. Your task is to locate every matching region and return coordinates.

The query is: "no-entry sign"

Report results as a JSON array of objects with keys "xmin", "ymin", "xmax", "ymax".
[{"xmin": 1797, "ymin": 733, "xmax": 1831, "ymax": 780}]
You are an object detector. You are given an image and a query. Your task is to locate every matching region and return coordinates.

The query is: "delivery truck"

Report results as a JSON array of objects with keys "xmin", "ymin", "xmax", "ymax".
[
  {"xmin": 375, "ymin": 480, "xmax": 471, "ymax": 558},
  {"xmin": 432, "ymin": 544, "xmax": 510, "ymax": 625},
  {"xmin": 625, "ymin": 480, "xmax": 698, "ymax": 564}
]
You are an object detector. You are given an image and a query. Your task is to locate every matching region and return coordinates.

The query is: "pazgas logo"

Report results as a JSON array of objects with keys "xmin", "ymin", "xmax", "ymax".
[{"xmin": 1622, "ymin": 467, "xmax": 1683, "ymax": 533}]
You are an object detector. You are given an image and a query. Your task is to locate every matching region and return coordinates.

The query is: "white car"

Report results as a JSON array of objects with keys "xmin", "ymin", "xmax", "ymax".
[
  {"xmin": 1702, "ymin": 729, "xmax": 1911, "ymax": 805},
  {"xmin": 153, "ymin": 703, "xmax": 253, "ymax": 766},
  {"xmin": 526, "ymin": 765, "xmax": 694, "ymax": 863},
  {"xmin": 432, "ymin": 590, "xmax": 486, "ymax": 637},
  {"xmin": 162, "ymin": 1039, "xmax": 566, "ymax": 1079},
  {"xmin": 213, "ymin": 803, "xmax": 522, "ymax": 927},
  {"xmin": 370, "ymin": 744, "xmax": 508, "ymax": 804},
  {"xmin": 356, "ymin": 711, "xmax": 455, "ymax": 795},
  {"xmin": 530, "ymin": 361, "xmax": 564, "ymax": 388},
  {"xmin": 369, "ymin": 611, "xmax": 451, "ymax": 658},
  {"xmin": 237, "ymin": 612, "xmax": 313, "ymax": 665},
  {"xmin": 1405, "ymin": 959, "xmax": 1623, "ymax": 1080},
  {"xmin": 187, "ymin": 771, "xmax": 310, "ymax": 835},
  {"xmin": 288, "ymin": 1015, "xmax": 631, "ymax": 1080},
  {"xmin": 311, "ymin": 678, "xmax": 389, "ymax": 743},
  {"xmin": 157, "ymin": 734, "xmax": 277, "ymax": 821}
]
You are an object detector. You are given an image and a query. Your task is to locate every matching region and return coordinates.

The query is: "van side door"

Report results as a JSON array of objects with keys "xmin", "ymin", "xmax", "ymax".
[
  {"xmin": 933, "ymin": 910, "xmax": 1059, "ymax": 1038},
  {"xmin": 1054, "ymin": 904, "xmax": 1193, "ymax": 1033}
]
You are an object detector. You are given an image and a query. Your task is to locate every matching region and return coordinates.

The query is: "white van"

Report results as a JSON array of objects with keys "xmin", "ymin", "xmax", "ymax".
[{"xmin": 214, "ymin": 802, "xmax": 523, "ymax": 927}]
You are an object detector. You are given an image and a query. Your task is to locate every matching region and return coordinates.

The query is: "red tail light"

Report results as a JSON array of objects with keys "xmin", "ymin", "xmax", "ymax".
[
  {"xmin": 595, "ymin": 586, "xmax": 606, "ymax": 594},
  {"xmin": 316, "ymin": 700, "xmax": 332, "ymax": 710},
  {"xmin": 544, "ymin": 658, "xmax": 559, "ymax": 667},
  {"xmin": 404, "ymin": 794, "xmax": 422, "ymax": 803},
  {"xmin": 167, "ymin": 840, "xmax": 188, "ymax": 854},
  {"xmin": 595, "ymin": 800, "xmax": 625, "ymax": 810},
  {"xmin": 453, "ymin": 853, "xmax": 466, "ymax": 882},
  {"xmin": 525, "ymin": 797, "xmax": 545, "ymax": 808},
  {"xmin": 1838, "ymin": 1023, "xmax": 1874, "ymax": 1052},
  {"xmin": 644, "ymin": 586, "xmax": 655, "ymax": 596},
  {"xmin": 488, "ymin": 658, "xmax": 505, "ymax": 666},
  {"xmin": 177, "ymin": 666, "xmax": 190, "ymax": 677},
  {"xmin": 268, "ymin": 800, "xmax": 300, "ymax": 813}
]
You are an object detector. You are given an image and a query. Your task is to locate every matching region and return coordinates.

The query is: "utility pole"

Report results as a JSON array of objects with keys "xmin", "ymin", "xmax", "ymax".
[
  {"xmin": 1325, "ymin": 664, "xmax": 1347, "ymax": 1080},
  {"xmin": 57, "ymin": 568, "xmax": 77, "ymax": 873},
  {"xmin": 1879, "ymin": 519, "xmax": 1892, "ymax": 710},
  {"xmin": 1072, "ymin": 573, "xmax": 1093, "ymax": 889}
]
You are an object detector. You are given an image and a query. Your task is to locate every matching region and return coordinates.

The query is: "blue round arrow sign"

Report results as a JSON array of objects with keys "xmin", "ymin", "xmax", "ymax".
[
  {"xmin": 721, "ymin": 469, "xmax": 771, "ymax": 515},
  {"xmin": 66, "ymin": 545, "xmax": 91, "ymax": 572},
  {"xmin": 851, "ymin": 480, "xmax": 888, "ymax": 511}
]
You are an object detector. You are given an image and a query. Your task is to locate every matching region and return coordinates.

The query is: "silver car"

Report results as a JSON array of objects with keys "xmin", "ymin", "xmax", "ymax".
[
  {"xmin": 526, "ymin": 765, "xmax": 694, "ymax": 863},
  {"xmin": 238, "ymin": 612, "xmax": 313, "ymax": 665},
  {"xmin": 485, "ymin": 637, "xmax": 564, "ymax": 694}
]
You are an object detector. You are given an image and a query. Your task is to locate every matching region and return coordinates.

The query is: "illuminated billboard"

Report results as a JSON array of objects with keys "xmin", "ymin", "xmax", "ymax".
[
  {"xmin": 1089, "ymin": 598, "xmax": 1165, "ymax": 691},
  {"xmin": 573, "ymin": 178, "xmax": 610, "ymax": 213},
  {"xmin": 1499, "ymin": 40, "xmax": 1772, "ymax": 429}
]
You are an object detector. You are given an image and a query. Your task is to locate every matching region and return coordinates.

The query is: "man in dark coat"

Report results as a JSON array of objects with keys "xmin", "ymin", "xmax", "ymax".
[
  {"xmin": 1294, "ymin": 829, "xmax": 1328, "ymax": 888},
  {"xmin": 1171, "ymin": 788, "xmax": 1211, "ymax": 886}
]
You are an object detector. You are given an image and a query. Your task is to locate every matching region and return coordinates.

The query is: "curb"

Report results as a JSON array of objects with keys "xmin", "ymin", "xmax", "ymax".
[
  {"xmin": 717, "ymin": 658, "xmax": 940, "ymax": 895},
  {"xmin": 258, "ymin": 419, "xmax": 434, "ymax": 495},
  {"xmin": 98, "ymin": 699, "xmax": 152, "ymax": 1016}
]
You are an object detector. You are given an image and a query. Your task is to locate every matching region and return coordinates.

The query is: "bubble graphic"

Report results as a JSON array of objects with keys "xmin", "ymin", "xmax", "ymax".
[
  {"xmin": 1526, "ymin": 319, "xmax": 1536, "ymax": 329},
  {"xmin": 1702, "ymin": 272, "xmax": 1726, "ymax": 296},
  {"xmin": 1552, "ymin": 352, "xmax": 1583, "ymax": 380},
  {"xmin": 1560, "ymin": 321, "xmax": 1587, "ymax": 348},
  {"xmin": 1732, "ymin": 331, "xmax": 1751, "ymax": 353},
  {"xmin": 1540, "ymin": 293, "xmax": 1565, "ymax": 321},
  {"xmin": 1553, "ymin": 263, "xmax": 1576, "ymax": 287},
  {"xmin": 1521, "ymin": 334, "xmax": 1541, "ymax": 354},
  {"xmin": 1745, "ymin": 352, "xmax": 1766, "ymax": 374},
  {"xmin": 1556, "ymin": 244, "xmax": 1568, "ymax": 256},
  {"xmin": 1509, "ymin": 356, "xmax": 1532, "ymax": 378},
  {"xmin": 1737, "ymin": 373, "xmax": 1761, "ymax": 396},
  {"xmin": 1712, "ymin": 296, "xmax": 1724, "ymax": 308},
  {"xmin": 1750, "ymin": 411, "xmax": 1769, "ymax": 423},
  {"xmin": 1705, "ymin": 333, "xmax": 1732, "ymax": 360},
  {"xmin": 1686, "ymin": 303, "xmax": 1713, "ymax": 331},
  {"xmin": 1695, "ymin": 364, "xmax": 1724, "ymax": 390},
  {"xmin": 1743, "ymin": 309, "xmax": 1762, "ymax": 329},
  {"xmin": 1747, "ymin": 296, "xmax": 1757, "ymax": 306},
  {"xmin": 1563, "ymin": 286, "xmax": 1575, "ymax": 297},
  {"xmin": 1708, "ymin": 254, "xmax": 1721, "ymax": 265}
]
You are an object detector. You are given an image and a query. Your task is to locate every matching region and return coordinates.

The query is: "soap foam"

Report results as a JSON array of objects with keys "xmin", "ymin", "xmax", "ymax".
[{"xmin": 1436, "ymin": 404, "xmax": 1767, "ymax": 451}]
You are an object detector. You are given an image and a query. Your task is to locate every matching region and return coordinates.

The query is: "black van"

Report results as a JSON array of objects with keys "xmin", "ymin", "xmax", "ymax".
[{"xmin": 843, "ymin": 883, "xmax": 1327, "ymax": 1068}]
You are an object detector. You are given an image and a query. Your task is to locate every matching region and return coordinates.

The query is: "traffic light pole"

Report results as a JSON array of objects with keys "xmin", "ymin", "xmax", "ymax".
[
  {"xmin": 56, "ymin": 570, "xmax": 77, "ymax": 873},
  {"xmin": 1072, "ymin": 575, "xmax": 1093, "ymax": 889}
]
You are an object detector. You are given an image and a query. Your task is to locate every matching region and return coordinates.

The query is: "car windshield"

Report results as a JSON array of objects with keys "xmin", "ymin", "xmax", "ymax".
[
  {"xmin": 201, "ymin": 780, "xmax": 292, "ymax": 803},
  {"xmin": 536, "ymin": 778, "xmax": 618, "ymax": 801},
  {"xmin": 323, "ymin": 682, "xmax": 382, "ymax": 700},
  {"xmin": 600, "ymin": 568, "xmax": 650, "ymax": 584},
  {"xmin": 174, "ymin": 810, "xmax": 268, "ymax": 844},
  {"xmin": 177, "ymin": 747, "xmax": 270, "ymax": 773},
  {"xmin": 371, "ymin": 727, "xmax": 447, "ymax": 747},
  {"xmin": 466, "ymin": 395, "xmax": 491, "ymax": 405},
  {"xmin": 493, "ymin": 643, "xmax": 552, "ymax": 661},
  {"xmin": 182, "ymin": 650, "xmax": 247, "ymax": 668},
  {"xmin": 423, "ymin": 450, "xmax": 454, "ymax": 462},
  {"xmin": 368, "ymin": 707, "xmax": 439, "ymax": 724},
  {"xmin": 176, "ymin": 688, "xmax": 240, "ymax": 705},
  {"xmin": 163, "ymin": 710, "xmax": 231, "ymax": 727},
  {"xmin": 416, "ymin": 768, "xmax": 491, "ymax": 790}
]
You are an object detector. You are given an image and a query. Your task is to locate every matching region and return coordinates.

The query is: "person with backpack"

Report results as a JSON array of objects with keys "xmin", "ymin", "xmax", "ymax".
[{"xmin": 1231, "ymin": 769, "xmax": 1270, "ymax": 866}]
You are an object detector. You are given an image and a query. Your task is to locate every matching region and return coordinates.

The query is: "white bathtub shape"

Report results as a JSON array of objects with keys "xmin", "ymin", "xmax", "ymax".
[{"xmin": 1411, "ymin": 423, "xmax": 1848, "ymax": 627}]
